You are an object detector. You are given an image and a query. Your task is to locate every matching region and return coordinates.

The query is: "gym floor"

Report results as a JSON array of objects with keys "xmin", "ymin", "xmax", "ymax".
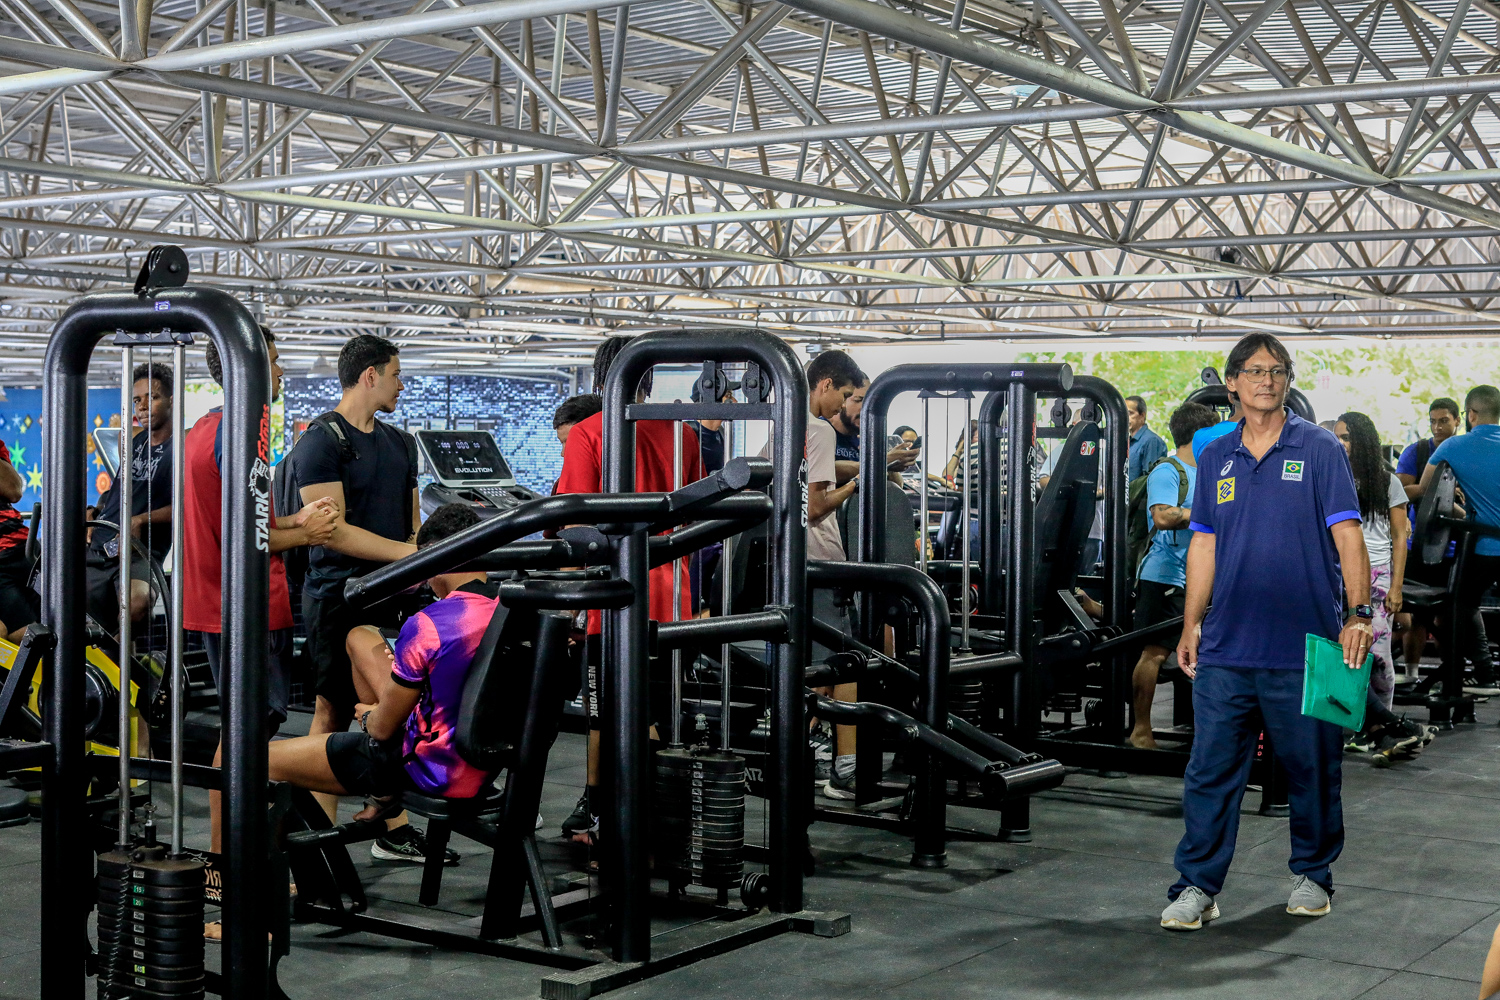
[{"xmin": 3, "ymin": 699, "xmax": 1498, "ymax": 1000}]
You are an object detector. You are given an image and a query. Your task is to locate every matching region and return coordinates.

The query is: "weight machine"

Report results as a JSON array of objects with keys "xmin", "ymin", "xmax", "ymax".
[
  {"xmin": 1402, "ymin": 461, "xmax": 1500, "ymax": 727},
  {"xmin": 30, "ymin": 246, "xmax": 275, "ymax": 1000},
  {"xmin": 290, "ymin": 330, "xmax": 848, "ymax": 998}
]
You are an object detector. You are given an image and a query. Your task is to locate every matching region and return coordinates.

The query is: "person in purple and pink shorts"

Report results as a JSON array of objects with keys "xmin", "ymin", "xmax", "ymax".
[{"xmin": 266, "ymin": 503, "xmax": 496, "ymax": 815}]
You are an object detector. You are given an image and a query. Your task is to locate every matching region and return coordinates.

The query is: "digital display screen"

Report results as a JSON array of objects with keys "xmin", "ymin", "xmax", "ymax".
[{"xmin": 421, "ymin": 431, "xmax": 512, "ymax": 482}]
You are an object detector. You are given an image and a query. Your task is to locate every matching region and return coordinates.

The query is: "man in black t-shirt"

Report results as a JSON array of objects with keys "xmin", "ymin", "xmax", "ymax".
[
  {"xmin": 86, "ymin": 362, "xmax": 175, "ymax": 628},
  {"xmin": 291, "ymin": 335, "xmax": 430, "ymax": 857}
]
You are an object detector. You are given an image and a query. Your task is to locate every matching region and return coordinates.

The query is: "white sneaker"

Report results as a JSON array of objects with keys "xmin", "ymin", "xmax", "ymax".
[
  {"xmin": 1160, "ymin": 886, "xmax": 1219, "ymax": 931},
  {"xmin": 1286, "ymin": 874, "xmax": 1331, "ymax": 916}
]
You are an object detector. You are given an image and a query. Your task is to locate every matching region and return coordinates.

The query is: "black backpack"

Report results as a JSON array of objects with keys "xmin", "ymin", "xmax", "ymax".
[
  {"xmin": 274, "ymin": 412, "xmax": 418, "ymax": 595},
  {"xmin": 1126, "ymin": 455, "xmax": 1188, "ymax": 582}
]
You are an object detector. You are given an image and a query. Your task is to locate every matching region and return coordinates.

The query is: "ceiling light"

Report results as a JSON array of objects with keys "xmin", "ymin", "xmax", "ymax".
[{"xmin": 307, "ymin": 355, "xmax": 336, "ymax": 378}]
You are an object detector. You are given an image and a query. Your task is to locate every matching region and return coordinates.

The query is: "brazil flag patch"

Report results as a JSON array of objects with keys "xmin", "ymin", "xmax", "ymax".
[{"xmin": 1283, "ymin": 460, "xmax": 1304, "ymax": 482}]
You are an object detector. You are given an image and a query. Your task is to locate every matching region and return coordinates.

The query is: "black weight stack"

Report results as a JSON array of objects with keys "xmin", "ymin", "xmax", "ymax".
[
  {"xmin": 654, "ymin": 748, "xmax": 745, "ymax": 890},
  {"xmin": 96, "ymin": 842, "xmax": 205, "ymax": 1000},
  {"xmin": 949, "ymin": 679, "xmax": 984, "ymax": 726}
]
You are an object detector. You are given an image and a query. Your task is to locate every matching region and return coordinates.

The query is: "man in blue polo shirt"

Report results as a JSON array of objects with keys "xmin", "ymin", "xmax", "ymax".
[
  {"xmin": 1412, "ymin": 385, "xmax": 1500, "ymax": 690},
  {"xmin": 1160, "ymin": 334, "xmax": 1373, "ymax": 932}
]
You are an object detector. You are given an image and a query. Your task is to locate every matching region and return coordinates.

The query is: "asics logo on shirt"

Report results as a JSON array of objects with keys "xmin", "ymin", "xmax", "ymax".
[{"xmin": 1219, "ymin": 460, "xmax": 1233, "ymax": 476}]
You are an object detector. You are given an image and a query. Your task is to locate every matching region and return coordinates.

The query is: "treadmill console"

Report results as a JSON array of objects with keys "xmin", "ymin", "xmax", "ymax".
[{"xmin": 415, "ymin": 429, "xmax": 540, "ymax": 519}]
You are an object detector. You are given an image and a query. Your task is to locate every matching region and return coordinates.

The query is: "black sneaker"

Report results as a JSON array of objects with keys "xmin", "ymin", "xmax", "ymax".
[
  {"xmin": 371, "ymin": 825, "xmax": 460, "ymax": 865},
  {"xmin": 561, "ymin": 791, "xmax": 593, "ymax": 837},
  {"xmin": 1372, "ymin": 719, "xmax": 1425, "ymax": 757},
  {"xmin": 1344, "ymin": 727, "xmax": 1381, "ymax": 754}
]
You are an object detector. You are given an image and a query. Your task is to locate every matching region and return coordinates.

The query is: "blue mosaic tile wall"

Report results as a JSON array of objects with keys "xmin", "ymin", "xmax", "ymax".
[
  {"xmin": 0, "ymin": 387, "xmax": 128, "ymax": 511},
  {"xmin": 282, "ymin": 375, "xmax": 569, "ymax": 496}
]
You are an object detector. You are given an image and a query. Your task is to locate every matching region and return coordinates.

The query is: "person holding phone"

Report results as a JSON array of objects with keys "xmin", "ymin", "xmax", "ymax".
[{"xmin": 828, "ymin": 377, "xmax": 918, "ymax": 486}]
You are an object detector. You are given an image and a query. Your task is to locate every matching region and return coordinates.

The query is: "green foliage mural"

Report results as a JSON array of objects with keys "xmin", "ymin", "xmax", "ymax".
[{"xmin": 1020, "ymin": 344, "xmax": 1500, "ymax": 446}]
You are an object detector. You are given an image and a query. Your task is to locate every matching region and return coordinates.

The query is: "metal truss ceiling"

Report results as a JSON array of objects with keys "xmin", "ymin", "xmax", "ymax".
[{"xmin": 3, "ymin": 0, "xmax": 1500, "ymax": 375}]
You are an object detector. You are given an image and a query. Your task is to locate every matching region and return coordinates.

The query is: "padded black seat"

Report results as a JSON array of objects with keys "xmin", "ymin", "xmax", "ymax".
[
  {"xmin": 1400, "ymin": 580, "xmax": 1448, "ymax": 608},
  {"xmin": 400, "ymin": 784, "xmax": 506, "ymax": 822}
]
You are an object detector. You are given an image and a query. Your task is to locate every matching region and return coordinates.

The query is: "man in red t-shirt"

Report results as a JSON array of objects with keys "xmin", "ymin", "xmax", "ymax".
[
  {"xmin": 553, "ymin": 337, "xmax": 702, "ymax": 841},
  {"xmin": 182, "ymin": 325, "xmax": 337, "ymax": 891},
  {"xmin": 0, "ymin": 439, "xmax": 34, "ymax": 639}
]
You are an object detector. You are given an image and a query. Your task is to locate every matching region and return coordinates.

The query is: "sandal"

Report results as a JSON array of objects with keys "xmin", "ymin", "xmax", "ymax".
[{"xmin": 351, "ymin": 794, "xmax": 403, "ymax": 824}]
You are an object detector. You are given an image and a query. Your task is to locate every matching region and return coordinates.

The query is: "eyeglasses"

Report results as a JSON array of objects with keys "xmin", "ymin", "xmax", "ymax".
[{"xmin": 1235, "ymin": 366, "xmax": 1291, "ymax": 384}]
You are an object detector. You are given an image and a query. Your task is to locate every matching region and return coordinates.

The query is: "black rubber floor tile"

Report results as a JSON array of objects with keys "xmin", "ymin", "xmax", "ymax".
[
  {"xmin": 944, "ymin": 851, "xmax": 1274, "ymax": 924},
  {"xmin": 610, "ymin": 965, "xmax": 879, "ymax": 1000},
  {"xmin": 266, "ymin": 927, "xmax": 491, "ymax": 992},
  {"xmin": 1205, "ymin": 878, "xmax": 1498, "ymax": 970},
  {"xmin": 1353, "ymin": 971, "xmax": 1486, "ymax": 999},
  {"xmin": 1229, "ymin": 827, "xmax": 1500, "ymax": 903},
  {"xmin": 1342, "ymin": 787, "xmax": 1500, "ymax": 847},
  {"xmin": 0, "ymin": 950, "xmax": 39, "ymax": 1000},
  {"xmin": 1403, "ymin": 908, "xmax": 1500, "ymax": 982},
  {"xmin": 633, "ymin": 894, "xmax": 1045, "ymax": 990},
  {"xmin": 883, "ymin": 921, "xmax": 1391, "ymax": 1000}
]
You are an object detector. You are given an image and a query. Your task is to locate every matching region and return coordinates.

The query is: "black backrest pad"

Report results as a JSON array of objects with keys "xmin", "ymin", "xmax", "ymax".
[
  {"xmin": 453, "ymin": 599, "xmax": 573, "ymax": 772},
  {"xmin": 1033, "ymin": 421, "xmax": 1101, "ymax": 606},
  {"xmin": 454, "ymin": 600, "xmax": 524, "ymax": 771}
]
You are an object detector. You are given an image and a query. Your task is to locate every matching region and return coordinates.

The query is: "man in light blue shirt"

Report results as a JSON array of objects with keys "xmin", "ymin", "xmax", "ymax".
[
  {"xmin": 1191, "ymin": 396, "xmax": 1242, "ymax": 463},
  {"xmin": 1130, "ymin": 402, "xmax": 1219, "ymax": 749},
  {"xmin": 1127, "ymin": 395, "xmax": 1168, "ymax": 481},
  {"xmin": 1413, "ymin": 384, "xmax": 1500, "ymax": 689}
]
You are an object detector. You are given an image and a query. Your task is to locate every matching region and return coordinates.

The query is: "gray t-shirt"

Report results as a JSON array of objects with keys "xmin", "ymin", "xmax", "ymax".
[{"xmin": 1361, "ymin": 472, "xmax": 1409, "ymax": 568}]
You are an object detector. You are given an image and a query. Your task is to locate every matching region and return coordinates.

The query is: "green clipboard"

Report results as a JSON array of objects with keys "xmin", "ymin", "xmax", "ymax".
[{"xmin": 1302, "ymin": 633, "xmax": 1373, "ymax": 730}]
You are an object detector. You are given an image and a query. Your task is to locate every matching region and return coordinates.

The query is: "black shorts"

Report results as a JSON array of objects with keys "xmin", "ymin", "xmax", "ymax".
[
  {"xmin": 303, "ymin": 588, "xmax": 402, "ymax": 718},
  {"xmin": 324, "ymin": 731, "xmax": 408, "ymax": 796},
  {"xmin": 84, "ymin": 545, "xmax": 153, "ymax": 628},
  {"xmin": 0, "ymin": 545, "xmax": 38, "ymax": 633},
  {"xmin": 583, "ymin": 633, "xmax": 670, "ymax": 732},
  {"xmin": 201, "ymin": 628, "xmax": 292, "ymax": 737},
  {"xmin": 1134, "ymin": 579, "xmax": 1186, "ymax": 650}
]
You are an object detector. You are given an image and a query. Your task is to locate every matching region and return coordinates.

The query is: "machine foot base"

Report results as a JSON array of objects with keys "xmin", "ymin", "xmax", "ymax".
[
  {"xmin": 910, "ymin": 853, "xmax": 947, "ymax": 869},
  {"xmin": 999, "ymin": 828, "xmax": 1032, "ymax": 843},
  {"xmin": 1259, "ymin": 805, "xmax": 1290, "ymax": 818},
  {"xmin": 536, "ymin": 910, "xmax": 851, "ymax": 999}
]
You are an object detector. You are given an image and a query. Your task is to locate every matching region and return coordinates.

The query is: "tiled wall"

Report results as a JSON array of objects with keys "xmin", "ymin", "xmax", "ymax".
[
  {"xmin": 0, "ymin": 387, "xmax": 128, "ymax": 511},
  {"xmin": 282, "ymin": 375, "xmax": 570, "ymax": 495}
]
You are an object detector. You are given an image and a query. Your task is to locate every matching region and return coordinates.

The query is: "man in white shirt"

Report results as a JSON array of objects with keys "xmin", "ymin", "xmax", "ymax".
[{"xmin": 800, "ymin": 350, "xmax": 865, "ymax": 798}]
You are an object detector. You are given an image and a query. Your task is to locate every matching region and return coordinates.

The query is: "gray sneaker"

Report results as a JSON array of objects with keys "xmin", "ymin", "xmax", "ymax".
[
  {"xmin": 1286, "ymin": 875, "xmax": 1331, "ymax": 916},
  {"xmin": 1160, "ymin": 886, "xmax": 1219, "ymax": 931}
]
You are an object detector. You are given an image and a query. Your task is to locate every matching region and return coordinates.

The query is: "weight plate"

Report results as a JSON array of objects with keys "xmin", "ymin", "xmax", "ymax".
[
  {"xmin": 97, "ymin": 910, "xmax": 206, "ymax": 930},
  {"xmin": 95, "ymin": 973, "xmax": 205, "ymax": 995},
  {"xmin": 96, "ymin": 928, "xmax": 205, "ymax": 953},
  {"xmin": 98, "ymin": 879, "xmax": 205, "ymax": 901}
]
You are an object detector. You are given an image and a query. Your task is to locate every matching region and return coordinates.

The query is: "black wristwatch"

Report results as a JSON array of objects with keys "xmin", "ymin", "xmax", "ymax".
[{"xmin": 1352, "ymin": 604, "xmax": 1375, "ymax": 620}]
